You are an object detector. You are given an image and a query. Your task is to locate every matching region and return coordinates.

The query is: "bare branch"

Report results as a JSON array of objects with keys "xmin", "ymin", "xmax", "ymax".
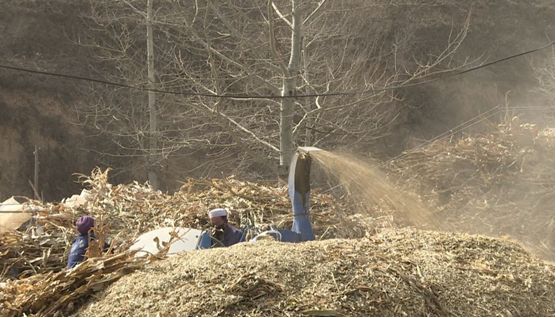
[
  {"xmin": 120, "ymin": 0, "xmax": 146, "ymax": 18},
  {"xmin": 271, "ymin": 1, "xmax": 293, "ymax": 29},
  {"xmin": 268, "ymin": 0, "xmax": 288, "ymax": 74},
  {"xmin": 198, "ymin": 102, "xmax": 280, "ymax": 152},
  {"xmin": 303, "ymin": 0, "xmax": 328, "ymax": 25}
]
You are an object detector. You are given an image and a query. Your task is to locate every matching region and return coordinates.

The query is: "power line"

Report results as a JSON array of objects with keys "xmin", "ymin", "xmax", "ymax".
[
  {"xmin": 363, "ymin": 41, "xmax": 555, "ymax": 93},
  {"xmin": 0, "ymin": 41, "xmax": 552, "ymax": 99}
]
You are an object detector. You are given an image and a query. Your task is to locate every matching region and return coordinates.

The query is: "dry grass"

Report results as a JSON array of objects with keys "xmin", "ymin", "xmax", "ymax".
[{"xmin": 78, "ymin": 228, "xmax": 554, "ymax": 317}]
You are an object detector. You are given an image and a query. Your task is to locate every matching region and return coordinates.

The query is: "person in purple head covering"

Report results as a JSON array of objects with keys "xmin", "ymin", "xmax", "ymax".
[
  {"xmin": 76, "ymin": 215, "xmax": 95, "ymax": 235},
  {"xmin": 67, "ymin": 215, "xmax": 96, "ymax": 269}
]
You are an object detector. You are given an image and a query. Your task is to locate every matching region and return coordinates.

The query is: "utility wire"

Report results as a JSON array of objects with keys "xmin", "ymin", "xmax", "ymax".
[{"xmin": 0, "ymin": 41, "xmax": 552, "ymax": 99}]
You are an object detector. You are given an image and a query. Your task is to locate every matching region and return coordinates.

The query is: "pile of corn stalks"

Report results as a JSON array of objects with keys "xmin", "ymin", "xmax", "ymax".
[
  {"xmin": 2, "ymin": 118, "xmax": 551, "ymax": 316},
  {"xmin": 387, "ymin": 119, "xmax": 554, "ymax": 259},
  {"xmin": 0, "ymin": 251, "xmax": 147, "ymax": 316},
  {"xmin": 1, "ymin": 169, "xmax": 350, "ymax": 280},
  {"xmin": 0, "ymin": 169, "xmax": 361, "ymax": 316},
  {"xmin": 0, "ymin": 230, "xmax": 72, "ymax": 280}
]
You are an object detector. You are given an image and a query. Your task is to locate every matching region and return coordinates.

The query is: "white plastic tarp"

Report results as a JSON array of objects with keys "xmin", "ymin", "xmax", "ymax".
[
  {"xmin": 0, "ymin": 197, "xmax": 32, "ymax": 233},
  {"xmin": 129, "ymin": 227, "xmax": 203, "ymax": 258},
  {"xmin": 62, "ymin": 189, "xmax": 91, "ymax": 208}
]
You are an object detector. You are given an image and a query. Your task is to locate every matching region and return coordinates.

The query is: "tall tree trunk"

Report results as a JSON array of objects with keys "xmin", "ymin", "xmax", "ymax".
[
  {"xmin": 302, "ymin": 42, "xmax": 314, "ymax": 147},
  {"xmin": 279, "ymin": 0, "xmax": 302, "ymax": 174},
  {"xmin": 146, "ymin": 0, "xmax": 159, "ymax": 189},
  {"xmin": 33, "ymin": 145, "xmax": 40, "ymax": 200}
]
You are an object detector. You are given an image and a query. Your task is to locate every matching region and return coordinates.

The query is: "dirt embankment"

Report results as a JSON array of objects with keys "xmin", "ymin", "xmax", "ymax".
[{"xmin": 0, "ymin": 86, "xmax": 99, "ymax": 201}]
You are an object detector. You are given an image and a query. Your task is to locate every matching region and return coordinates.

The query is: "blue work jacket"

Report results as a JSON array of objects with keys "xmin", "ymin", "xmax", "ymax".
[
  {"xmin": 67, "ymin": 233, "xmax": 90, "ymax": 269},
  {"xmin": 212, "ymin": 224, "xmax": 243, "ymax": 247}
]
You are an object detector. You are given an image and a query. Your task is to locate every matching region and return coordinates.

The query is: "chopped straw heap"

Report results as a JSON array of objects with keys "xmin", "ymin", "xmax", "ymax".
[
  {"xmin": 388, "ymin": 120, "xmax": 555, "ymax": 259},
  {"xmin": 79, "ymin": 229, "xmax": 554, "ymax": 317}
]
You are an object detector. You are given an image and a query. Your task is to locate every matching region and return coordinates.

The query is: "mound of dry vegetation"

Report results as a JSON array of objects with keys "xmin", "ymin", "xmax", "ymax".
[
  {"xmin": 1, "ymin": 169, "xmax": 349, "ymax": 282},
  {"xmin": 388, "ymin": 119, "xmax": 554, "ymax": 259},
  {"xmin": 78, "ymin": 229, "xmax": 554, "ymax": 317},
  {"xmin": 0, "ymin": 171, "xmax": 346, "ymax": 316}
]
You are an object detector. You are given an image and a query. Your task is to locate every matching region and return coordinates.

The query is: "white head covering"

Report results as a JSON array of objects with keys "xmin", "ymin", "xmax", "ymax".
[{"xmin": 208, "ymin": 208, "xmax": 228, "ymax": 218}]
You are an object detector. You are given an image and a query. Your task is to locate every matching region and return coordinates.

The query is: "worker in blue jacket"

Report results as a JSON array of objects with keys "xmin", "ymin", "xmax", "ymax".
[
  {"xmin": 67, "ymin": 215, "xmax": 96, "ymax": 269},
  {"xmin": 208, "ymin": 208, "xmax": 243, "ymax": 247}
]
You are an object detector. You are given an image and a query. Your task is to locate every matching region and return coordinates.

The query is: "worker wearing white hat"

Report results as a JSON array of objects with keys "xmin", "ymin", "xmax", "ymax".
[
  {"xmin": 208, "ymin": 208, "xmax": 243, "ymax": 247},
  {"xmin": 208, "ymin": 208, "xmax": 228, "ymax": 219}
]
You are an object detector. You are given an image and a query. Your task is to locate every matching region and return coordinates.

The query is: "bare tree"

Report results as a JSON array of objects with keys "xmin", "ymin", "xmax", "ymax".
[
  {"xmin": 75, "ymin": 0, "xmax": 471, "ymax": 186},
  {"xmin": 277, "ymin": 0, "xmax": 302, "ymax": 173},
  {"xmin": 146, "ymin": 0, "xmax": 159, "ymax": 188}
]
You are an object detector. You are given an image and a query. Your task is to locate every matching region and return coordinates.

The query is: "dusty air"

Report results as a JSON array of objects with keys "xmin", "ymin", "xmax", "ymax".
[{"xmin": 0, "ymin": 0, "xmax": 554, "ymax": 317}]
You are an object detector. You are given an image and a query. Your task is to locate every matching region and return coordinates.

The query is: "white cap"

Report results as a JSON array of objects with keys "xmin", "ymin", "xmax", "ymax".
[{"xmin": 208, "ymin": 208, "xmax": 228, "ymax": 218}]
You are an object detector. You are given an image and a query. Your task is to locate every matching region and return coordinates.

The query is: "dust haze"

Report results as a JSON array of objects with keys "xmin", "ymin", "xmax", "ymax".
[
  {"xmin": 302, "ymin": 0, "xmax": 556, "ymax": 261},
  {"xmin": 309, "ymin": 132, "xmax": 554, "ymax": 261}
]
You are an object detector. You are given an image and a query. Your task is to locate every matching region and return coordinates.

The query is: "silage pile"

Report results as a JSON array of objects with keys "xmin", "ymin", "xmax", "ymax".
[
  {"xmin": 79, "ymin": 228, "xmax": 554, "ymax": 317},
  {"xmin": 2, "ymin": 118, "xmax": 554, "ymax": 316},
  {"xmin": 388, "ymin": 119, "xmax": 555, "ymax": 259}
]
